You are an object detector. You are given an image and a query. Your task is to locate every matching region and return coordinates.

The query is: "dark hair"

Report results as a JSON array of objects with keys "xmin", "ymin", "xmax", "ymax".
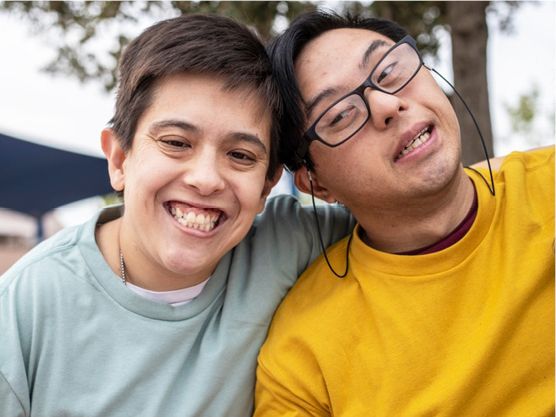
[
  {"xmin": 269, "ymin": 10, "xmax": 408, "ymax": 171},
  {"xmin": 110, "ymin": 13, "xmax": 282, "ymax": 179}
]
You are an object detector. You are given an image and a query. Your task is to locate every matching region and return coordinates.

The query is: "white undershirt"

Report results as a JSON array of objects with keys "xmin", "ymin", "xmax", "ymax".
[{"xmin": 125, "ymin": 278, "xmax": 210, "ymax": 306}]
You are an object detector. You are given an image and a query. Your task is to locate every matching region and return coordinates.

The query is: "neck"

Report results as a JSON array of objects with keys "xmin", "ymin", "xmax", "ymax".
[{"xmin": 356, "ymin": 171, "xmax": 475, "ymax": 253}]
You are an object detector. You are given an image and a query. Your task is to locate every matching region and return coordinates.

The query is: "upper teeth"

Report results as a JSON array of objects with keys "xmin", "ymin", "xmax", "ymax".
[
  {"xmin": 399, "ymin": 128, "xmax": 430, "ymax": 158},
  {"xmin": 170, "ymin": 206, "xmax": 219, "ymax": 232}
]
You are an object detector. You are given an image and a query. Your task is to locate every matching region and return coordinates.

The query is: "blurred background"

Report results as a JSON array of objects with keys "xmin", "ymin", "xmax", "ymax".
[{"xmin": 0, "ymin": 0, "xmax": 554, "ymax": 273}]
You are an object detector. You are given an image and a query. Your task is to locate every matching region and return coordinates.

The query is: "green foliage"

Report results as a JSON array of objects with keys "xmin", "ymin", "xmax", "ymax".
[
  {"xmin": 505, "ymin": 86, "xmax": 539, "ymax": 133},
  {"xmin": 0, "ymin": 0, "xmax": 470, "ymax": 91},
  {"xmin": 487, "ymin": 0, "xmax": 522, "ymax": 33},
  {"xmin": 366, "ymin": 1, "xmax": 447, "ymax": 58},
  {"xmin": 0, "ymin": 1, "xmax": 315, "ymax": 91},
  {"xmin": 0, "ymin": 0, "xmax": 521, "ymax": 91}
]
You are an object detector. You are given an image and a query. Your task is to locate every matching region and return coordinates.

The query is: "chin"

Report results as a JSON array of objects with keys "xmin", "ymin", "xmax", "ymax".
[{"xmin": 168, "ymin": 249, "xmax": 217, "ymax": 275}]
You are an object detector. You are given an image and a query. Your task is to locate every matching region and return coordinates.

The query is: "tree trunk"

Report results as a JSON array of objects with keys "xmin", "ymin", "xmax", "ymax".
[{"xmin": 446, "ymin": 1, "xmax": 494, "ymax": 165}]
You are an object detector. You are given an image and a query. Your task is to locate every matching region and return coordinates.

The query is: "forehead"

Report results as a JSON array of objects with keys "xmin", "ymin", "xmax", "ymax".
[
  {"xmin": 295, "ymin": 28, "xmax": 396, "ymax": 103},
  {"xmin": 139, "ymin": 73, "xmax": 272, "ymax": 144}
]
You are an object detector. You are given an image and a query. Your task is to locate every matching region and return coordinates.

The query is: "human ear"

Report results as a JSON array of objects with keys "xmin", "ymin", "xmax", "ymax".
[
  {"xmin": 100, "ymin": 128, "xmax": 127, "ymax": 192},
  {"xmin": 294, "ymin": 165, "xmax": 337, "ymax": 203}
]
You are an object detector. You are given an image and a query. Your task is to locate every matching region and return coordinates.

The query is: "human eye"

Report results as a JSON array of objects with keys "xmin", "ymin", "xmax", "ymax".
[
  {"xmin": 376, "ymin": 62, "xmax": 399, "ymax": 86},
  {"xmin": 228, "ymin": 149, "xmax": 257, "ymax": 166},
  {"xmin": 156, "ymin": 135, "xmax": 191, "ymax": 152},
  {"xmin": 321, "ymin": 104, "xmax": 359, "ymax": 132}
]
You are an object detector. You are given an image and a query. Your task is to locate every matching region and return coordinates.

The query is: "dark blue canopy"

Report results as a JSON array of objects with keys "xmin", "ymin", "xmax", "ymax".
[{"xmin": 0, "ymin": 132, "xmax": 113, "ymax": 218}]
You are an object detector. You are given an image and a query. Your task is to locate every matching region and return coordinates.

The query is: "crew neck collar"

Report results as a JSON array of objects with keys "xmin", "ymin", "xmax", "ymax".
[
  {"xmin": 350, "ymin": 170, "xmax": 497, "ymax": 277},
  {"xmin": 78, "ymin": 206, "xmax": 229, "ymax": 321}
]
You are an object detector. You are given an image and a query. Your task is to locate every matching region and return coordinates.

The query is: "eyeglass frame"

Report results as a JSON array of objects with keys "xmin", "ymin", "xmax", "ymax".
[{"xmin": 300, "ymin": 35, "xmax": 425, "ymax": 160}]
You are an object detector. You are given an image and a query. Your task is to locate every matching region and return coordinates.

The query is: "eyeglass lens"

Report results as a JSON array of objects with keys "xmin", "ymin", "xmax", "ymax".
[{"xmin": 314, "ymin": 41, "xmax": 421, "ymax": 146}]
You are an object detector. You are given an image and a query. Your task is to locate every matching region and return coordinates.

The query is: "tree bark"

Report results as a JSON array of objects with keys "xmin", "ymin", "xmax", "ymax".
[{"xmin": 446, "ymin": 1, "xmax": 494, "ymax": 165}]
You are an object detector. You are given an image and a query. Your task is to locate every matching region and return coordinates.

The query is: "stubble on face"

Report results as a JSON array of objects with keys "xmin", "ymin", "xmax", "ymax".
[{"xmin": 295, "ymin": 28, "xmax": 465, "ymax": 214}]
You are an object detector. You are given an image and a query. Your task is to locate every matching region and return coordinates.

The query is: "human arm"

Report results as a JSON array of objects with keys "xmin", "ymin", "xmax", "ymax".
[
  {"xmin": 255, "ymin": 364, "xmax": 328, "ymax": 417},
  {"xmin": 253, "ymin": 262, "xmax": 333, "ymax": 417},
  {"xmin": 256, "ymin": 195, "xmax": 355, "ymax": 280},
  {"xmin": 0, "ymin": 274, "xmax": 31, "ymax": 417}
]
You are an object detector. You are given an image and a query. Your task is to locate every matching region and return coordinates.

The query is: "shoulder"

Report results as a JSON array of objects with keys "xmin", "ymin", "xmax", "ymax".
[
  {"xmin": 503, "ymin": 146, "xmax": 554, "ymax": 170},
  {"xmin": 256, "ymin": 194, "xmax": 349, "ymax": 223},
  {"xmin": 254, "ymin": 194, "xmax": 353, "ymax": 237},
  {"xmin": 471, "ymin": 146, "xmax": 554, "ymax": 171},
  {"xmin": 0, "ymin": 219, "xmax": 91, "ymax": 300},
  {"xmin": 495, "ymin": 146, "xmax": 554, "ymax": 185},
  {"xmin": 263, "ymin": 236, "xmax": 352, "ymax": 337},
  {"xmin": 473, "ymin": 147, "xmax": 555, "ymax": 222}
]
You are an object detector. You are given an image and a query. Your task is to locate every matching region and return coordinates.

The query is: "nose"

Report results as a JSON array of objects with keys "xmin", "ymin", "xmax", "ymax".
[
  {"xmin": 182, "ymin": 149, "xmax": 226, "ymax": 196},
  {"xmin": 364, "ymin": 87, "xmax": 407, "ymax": 130}
]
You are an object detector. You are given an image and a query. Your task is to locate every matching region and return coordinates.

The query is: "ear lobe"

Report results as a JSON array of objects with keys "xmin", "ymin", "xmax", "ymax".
[
  {"xmin": 294, "ymin": 166, "xmax": 336, "ymax": 203},
  {"xmin": 101, "ymin": 128, "xmax": 127, "ymax": 192}
]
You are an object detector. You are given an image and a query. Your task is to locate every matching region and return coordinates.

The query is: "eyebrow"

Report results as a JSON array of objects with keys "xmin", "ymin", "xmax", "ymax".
[
  {"xmin": 148, "ymin": 119, "xmax": 200, "ymax": 136},
  {"xmin": 305, "ymin": 39, "xmax": 389, "ymax": 120},
  {"xmin": 149, "ymin": 118, "xmax": 267, "ymax": 155},
  {"xmin": 305, "ymin": 87, "xmax": 340, "ymax": 121},
  {"xmin": 226, "ymin": 132, "xmax": 268, "ymax": 155},
  {"xmin": 360, "ymin": 39, "xmax": 389, "ymax": 69}
]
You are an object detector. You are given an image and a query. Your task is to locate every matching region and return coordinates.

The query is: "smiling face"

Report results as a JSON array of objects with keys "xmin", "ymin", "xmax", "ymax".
[
  {"xmin": 294, "ymin": 28, "xmax": 463, "ymax": 216},
  {"xmin": 102, "ymin": 73, "xmax": 279, "ymax": 290}
]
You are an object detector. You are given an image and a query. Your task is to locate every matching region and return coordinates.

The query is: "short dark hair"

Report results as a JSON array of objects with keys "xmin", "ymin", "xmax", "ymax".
[
  {"xmin": 110, "ymin": 14, "xmax": 282, "ymax": 179},
  {"xmin": 269, "ymin": 10, "xmax": 408, "ymax": 171}
]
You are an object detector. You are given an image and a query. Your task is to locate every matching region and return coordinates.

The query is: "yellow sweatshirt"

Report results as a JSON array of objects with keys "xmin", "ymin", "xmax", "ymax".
[{"xmin": 256, "ymin": 147, "xmax": 555, "ymax": 417}]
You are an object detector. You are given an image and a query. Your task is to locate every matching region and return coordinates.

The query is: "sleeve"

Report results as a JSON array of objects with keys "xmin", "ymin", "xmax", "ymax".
[
  {"xmin": 307, "ymin": 199, "xmax": 355, "ymax": 251},
  {"xmin": 253, "ymin": 287, "xmax": 331, "ymax": 417},
  {"xmin": 257, "ymin": 195, "xmax": 355, "ymax": 277},
  {"xmin": 254, "ymin": 361, "xmax": 328, "ymax": 417},
  {"xmin": 0, "ymin": 273, "xmax": 32, "ymax": 417},
  {"xmin": 0, "ymin": 372, "xmax": 26, "ymax": 417}
]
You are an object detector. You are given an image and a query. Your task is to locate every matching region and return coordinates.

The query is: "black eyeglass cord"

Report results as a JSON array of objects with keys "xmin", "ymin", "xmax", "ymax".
[
  {"xmin": 307, "ymin": 170, "xmax": 353, "ymax": 279},
  {"xmin": 429, "ymin": 67, "xmax": 496, "ymax": 197},
  {"xmin": 305, "ymin": 66, "xmax": 496, "ymax": 280}
]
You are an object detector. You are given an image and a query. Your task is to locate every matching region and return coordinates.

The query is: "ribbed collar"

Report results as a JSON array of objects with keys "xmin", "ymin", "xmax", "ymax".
[
  {"xmin": 350, "ymin": 170, "xmax": 497, "ymax": 277},
  {"xmin": 77, "ymin": 206, "xmax": 229, "ymax": 321}
]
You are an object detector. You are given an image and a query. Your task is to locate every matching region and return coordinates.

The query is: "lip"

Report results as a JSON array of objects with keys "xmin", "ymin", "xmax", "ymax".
[
  {"xmin": 165, "ymin": 199, "xmax": 226, "ymax": 212},
  {"xmin": 163, "ymin": 200, "xmax": 228, "ymax": 236},
  {"xmin": 393, "ymin": 121, "xmax": 434, "ymax": 162}
]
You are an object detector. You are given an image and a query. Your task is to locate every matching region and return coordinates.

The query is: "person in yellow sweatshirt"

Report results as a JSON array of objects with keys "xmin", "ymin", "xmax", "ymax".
[{"xmin": 255, "ymin": 10, "xmax": 554, "ymax": 417}]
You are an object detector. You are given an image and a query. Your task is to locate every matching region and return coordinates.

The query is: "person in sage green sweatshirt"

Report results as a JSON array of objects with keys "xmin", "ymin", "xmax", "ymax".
[{"xmin": 0, "ymin": 14, "xmax": 354, "ymax": 417}]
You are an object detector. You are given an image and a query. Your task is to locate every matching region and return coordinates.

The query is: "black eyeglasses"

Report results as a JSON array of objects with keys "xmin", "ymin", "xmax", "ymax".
[
  {"xmin": 303, "ymin": 34, "xmax": 495, "ymax": 280},
  {"xmin": 302, "ymin": 35, "xmax": 424, "ymax": 157}
]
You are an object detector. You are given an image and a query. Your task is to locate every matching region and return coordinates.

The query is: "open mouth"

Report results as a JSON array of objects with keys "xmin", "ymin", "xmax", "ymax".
[
  {"xmin": 165, "ymin": 201, "xmax": 224, "ymax": 232},
  {"xmin": 395, "ymin": 125, "xmax": 432, "ymax": 161}
]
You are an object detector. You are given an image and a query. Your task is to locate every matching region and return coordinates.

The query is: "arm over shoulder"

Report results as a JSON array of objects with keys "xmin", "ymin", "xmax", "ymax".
[{"xmin": 257, "ymin": 195, "xmax": 355, "ymax": 274}]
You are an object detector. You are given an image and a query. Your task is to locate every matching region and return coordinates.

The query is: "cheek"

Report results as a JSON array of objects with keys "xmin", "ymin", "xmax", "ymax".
[
  {"xmin": 428, "ymin": 88, "xmax": 459, "ymax": 127},
  {"xmin": 125, "ymin": 157, "xmax": 178, "ymax": 198},
  {"xmin": 446, "ymin": 105, "xmax": 460, "ymax": 136},
  {"xmin": 234, "ymin": 175, "xmax": 269, "ymax": 212}
]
